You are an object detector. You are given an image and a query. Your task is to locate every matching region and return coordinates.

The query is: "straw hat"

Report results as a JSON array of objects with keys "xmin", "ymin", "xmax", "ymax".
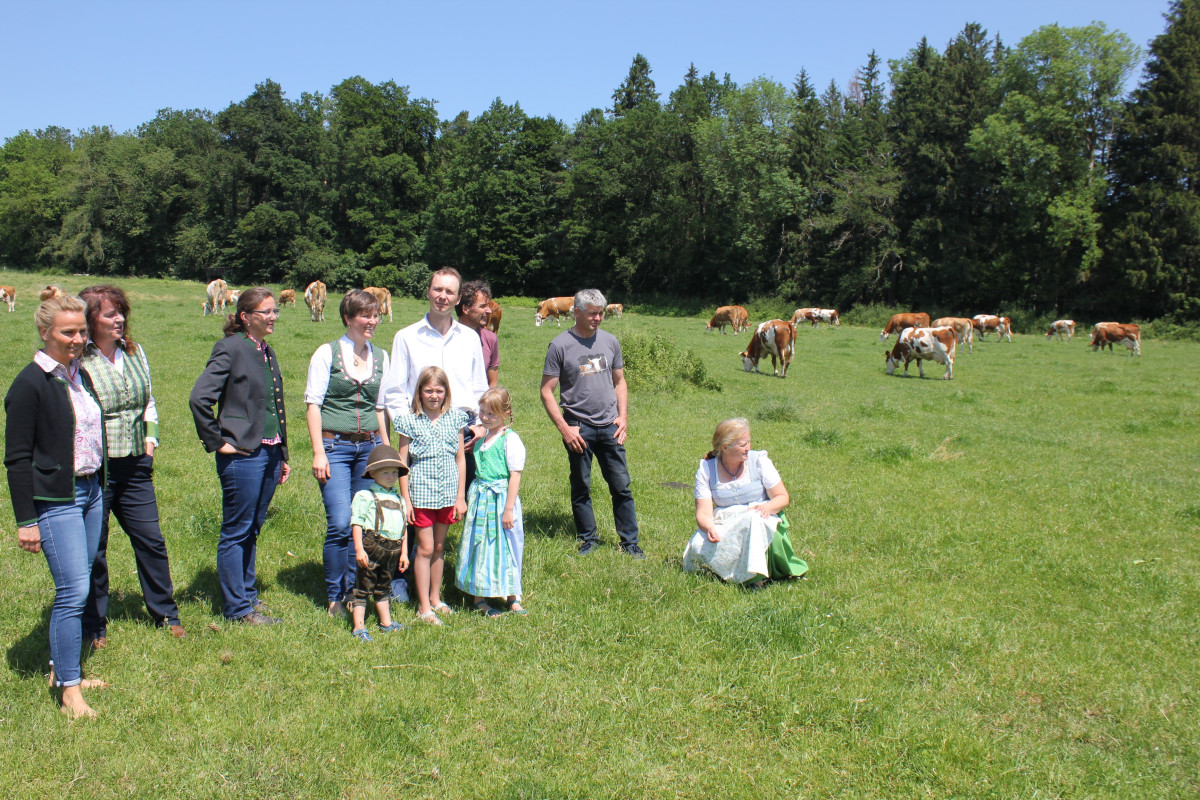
[{"xmin": 362, "ymin": 444, "xmax": 408, "ymax": 478}]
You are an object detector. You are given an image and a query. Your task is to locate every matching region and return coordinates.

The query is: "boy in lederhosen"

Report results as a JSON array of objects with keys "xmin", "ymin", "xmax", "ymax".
[{"xmin": 349, "ymin": 445, "xmax": 409, "ymax": 641}]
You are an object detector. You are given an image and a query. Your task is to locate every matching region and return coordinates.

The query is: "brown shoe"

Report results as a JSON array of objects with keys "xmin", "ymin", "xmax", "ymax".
[
  {"xmin": 236, "ymin": 611, "xmax": 280, "ymax": 626},
  {"xmin": 169, "ymin": 624, "xmax": 187, "ymax": 639},
  {"xmin": 91, "ymin": 636, "xmax": 108, "ymax": 650}
]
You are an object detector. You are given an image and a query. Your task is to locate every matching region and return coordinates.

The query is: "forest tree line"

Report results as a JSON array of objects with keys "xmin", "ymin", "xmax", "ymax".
[{"xmin": 1, "ymin": 2, "xmax": 1198, "ymax": 323}]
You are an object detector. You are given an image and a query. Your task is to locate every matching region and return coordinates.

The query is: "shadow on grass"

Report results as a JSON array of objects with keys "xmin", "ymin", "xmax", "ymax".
[
  {"xmin": 5, "ymin": 604, "xmax": 102, "ymax": 682},
  {"xmin": 276, "ymin": 560, "xmax": 325, "ymax": 609},
  {"xmin": 178, "ymin": 566, "xmax": 223, "ymax": 617},
  {"xmin": 524, "ymin": 508, "xmax": 575, "ymax": 540}
]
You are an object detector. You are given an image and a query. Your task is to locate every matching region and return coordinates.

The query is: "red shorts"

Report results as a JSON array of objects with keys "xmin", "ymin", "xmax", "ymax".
[{"xmin": 411, "ymin": 506, "xmax": 457, "ymax": 527}]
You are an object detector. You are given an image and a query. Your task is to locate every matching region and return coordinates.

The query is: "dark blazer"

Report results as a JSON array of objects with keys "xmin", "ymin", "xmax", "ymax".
[
  {"xmin": 4, "ymin": 360, "xmax": 107, "ymax": 526},
  {"xmin": 189, "ymin": 334, "xmax": 289, "ymax": 462}
]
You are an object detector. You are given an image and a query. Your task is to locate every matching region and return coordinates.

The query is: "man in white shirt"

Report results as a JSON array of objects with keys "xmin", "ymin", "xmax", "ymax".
[{"xmin": 380, "ymin": 268, "xmax": 489, "ymax": 422}]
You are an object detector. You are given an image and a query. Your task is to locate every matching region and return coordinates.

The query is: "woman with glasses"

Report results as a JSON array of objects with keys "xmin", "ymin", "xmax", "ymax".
[{"xmin": 189, "ymin": 288, "xmax": 291, "ymax": 624}]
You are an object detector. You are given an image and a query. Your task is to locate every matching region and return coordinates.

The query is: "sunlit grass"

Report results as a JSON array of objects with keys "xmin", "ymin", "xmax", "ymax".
[{"xmin": 0, "ymin": 270, "xmax": 1197, "ymax": 798}]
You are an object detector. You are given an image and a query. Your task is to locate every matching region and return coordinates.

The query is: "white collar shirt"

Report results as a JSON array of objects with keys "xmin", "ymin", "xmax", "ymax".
[{"xmin": 381, "ymin": 314, "xmax": 488, "ymax": 420}]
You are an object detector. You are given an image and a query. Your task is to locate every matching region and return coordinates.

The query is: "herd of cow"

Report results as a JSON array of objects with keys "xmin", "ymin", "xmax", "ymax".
[
  {"xmin": 695, "ymin": 304, "xmax": 1143, "ymax": 383},
  {"xmin": 0, "ymin": 282, "xmax": 1144, "ymax": 381}
]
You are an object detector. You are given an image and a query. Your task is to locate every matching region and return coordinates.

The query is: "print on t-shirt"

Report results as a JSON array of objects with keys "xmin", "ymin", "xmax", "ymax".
[{"xmin": 577, "ymin": 354, "xmax": 609, "ymax": 376}]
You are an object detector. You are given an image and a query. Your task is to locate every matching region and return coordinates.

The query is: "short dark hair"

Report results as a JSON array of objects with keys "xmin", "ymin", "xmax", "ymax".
[
  {"xmin": 340, "ymin": 289, "xmax": 380, "ymax": 325},
  {"xmin": 456, "ymin": 280, "xmax": 492, "ymax": 317}
]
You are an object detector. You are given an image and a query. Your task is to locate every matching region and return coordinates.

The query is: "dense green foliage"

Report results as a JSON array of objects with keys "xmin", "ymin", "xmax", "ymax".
[{"xmin": 2, "ymin": 8, "xmax": 1199, "ymax": 322}]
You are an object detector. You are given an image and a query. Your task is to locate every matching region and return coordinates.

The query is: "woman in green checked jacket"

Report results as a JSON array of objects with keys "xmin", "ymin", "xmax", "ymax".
[{"xmin": 78, "ymin": 285, "xmax": 186, "ymax": 645}]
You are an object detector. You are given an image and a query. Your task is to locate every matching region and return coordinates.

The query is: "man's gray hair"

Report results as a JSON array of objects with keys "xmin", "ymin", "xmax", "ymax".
[{"xmin": 573, "ymin": 289, "xmax": 607, "ymax": 312}]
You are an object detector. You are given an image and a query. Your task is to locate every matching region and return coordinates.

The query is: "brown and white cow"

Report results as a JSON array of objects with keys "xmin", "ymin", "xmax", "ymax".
[
  {"xmin": 740, "ymin": 320, "xmax": 796, "ymax": 378},
  {"xmin": 1090, "ymin": 322, "xmax": 1141, "ymax": 356},
  {"xmin": 707, "ymin": 305, "xmax": 749, "ymax": 334},
  {"xmin": 364, "ymin": 286, "xmax": 393, "ymax": 322},
  {"xmin": 535, "ymin": 296, "xmax": 574, "ymax": 326},
  {"xmin": 203, "ymin": 279, "xmax": 228, "ymax": 316},
  {"xmin": 1046, "ymin": 319, "xmax": 1075, "ymax": 341},
  {"xmin": 972, "ymin": 314, "xmax": 1013, "ymax": 342},
  {"xmin": 279, "ymin": 288, "xmax": 297, "ymax": 308},
  {"xmin": 305, "ymin": 280, "xmax": 327, "ymax": 322},
  {"xmin": 812, "ymin": 308, "xmax": 840, "ymax": 327},
  {"xmin": 224, "ymin": 288, "xmax": 242, "ymax": 307},
  {"xmin": 790, "ymin": 307, "xmax": 818, "ymax": 327},
  {"xmin": 40, "ymin": 285, "xmax": 66, "ymax": 303},
  {"xmin": 880, "ymin": 312, "xmax": 930, "ymax": 342},
  {"xmin": 604, "ymin": 303, "xmax": 624, "ymax": 320},
  {"xmin": 932, "ymin": 317, "xmax": 974, "ymax": 354},
  {"xmin": 885, "ymin": 326, "xmax": 957, "ymax": 380},
  {"xmin": 486, "ymin": 299, "xmax": 502, "ymax": 333},
  {"xmin": 0, "ymin": 285, "xmax": 15, "ymax": 312}
]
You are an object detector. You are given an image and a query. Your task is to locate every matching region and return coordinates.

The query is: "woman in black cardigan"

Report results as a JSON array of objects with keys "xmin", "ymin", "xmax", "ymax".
[
  {"xmin": 189, "ymin": 288, "xmax": 291, "ymax": 624},
  {"xmin": 4, "ymin": 294, "xmax": 108, "ymax": 718}
]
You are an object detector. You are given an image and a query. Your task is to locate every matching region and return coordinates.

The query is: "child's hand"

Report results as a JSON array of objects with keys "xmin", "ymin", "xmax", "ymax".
[
  {"xmin": 502, "ymin": 510, "xmax": 514, "ymax": 530},
  {"xmin": 454, "ymin": 498, "xmax": 468, "ymax": 520},
  {"xmin": 397, "ymin": 556, "xmax": 410, "ymax": 573},
  {"xmin": 355, "ymin": 548, "xmax": 370, "ymax": 568},
  {"xmin": 404, "ymin": 505, "xmax": 415, "ymax": 525}
]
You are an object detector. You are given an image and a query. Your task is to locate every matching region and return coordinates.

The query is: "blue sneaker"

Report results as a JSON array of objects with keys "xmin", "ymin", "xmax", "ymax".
[
  {"xmin": 377, "ymin": 621, "xmax": 403, "ymax": 633},
  {"xmin": 577, "ymin": 540, "xmax": 600, "ymax": 556},
  {"xmin": 351, "ymin": 628, "xmax": 373, "ymax": 642}
]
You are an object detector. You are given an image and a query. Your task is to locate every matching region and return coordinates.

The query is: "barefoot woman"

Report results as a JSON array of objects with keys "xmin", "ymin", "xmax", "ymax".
[{"xmin": 4, "ymin": 295, "xmax": 108, "ymax": 717}]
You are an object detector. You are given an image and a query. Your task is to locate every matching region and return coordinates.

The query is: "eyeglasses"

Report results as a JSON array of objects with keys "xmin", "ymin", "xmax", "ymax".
[{"xmin": 247, "ymin": 308, "xmax": 279, "ymax": 317}]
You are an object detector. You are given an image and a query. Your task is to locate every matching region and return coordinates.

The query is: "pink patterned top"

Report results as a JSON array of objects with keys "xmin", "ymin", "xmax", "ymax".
[{"xmin": 34, "ymin": 349, "xmax": 103, "ymax": 476}]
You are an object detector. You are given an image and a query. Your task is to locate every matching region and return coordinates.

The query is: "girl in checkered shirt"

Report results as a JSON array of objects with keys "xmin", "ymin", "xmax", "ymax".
[{"xmin": 393, "ymin": 366, "xmax": 467, "ymax": 625}]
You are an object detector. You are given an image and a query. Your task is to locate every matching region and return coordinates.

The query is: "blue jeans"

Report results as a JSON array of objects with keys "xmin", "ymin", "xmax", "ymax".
[
  {"xmin": 564, "ymin": 420, "xmax": 639, "ymax": 547},
  {"xmin": 317, "ymin": 434, "xmax": 381, "ymax": 604},
  {"xmin": 35, "ymin": 474, "xmax": 104, "ymax": 687},
  {"xmin": 84, "ymin": 454, "xmax": 181, "ymax": 635},
  {"xmin": 216, "ymin": 444, "xmax": 283, "ymax": 619}
]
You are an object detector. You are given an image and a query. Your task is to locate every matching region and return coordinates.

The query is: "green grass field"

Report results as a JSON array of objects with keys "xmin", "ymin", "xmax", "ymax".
[{"xmin": 1, "ymin": 272, "xmax": 1197, "ymax": 799}]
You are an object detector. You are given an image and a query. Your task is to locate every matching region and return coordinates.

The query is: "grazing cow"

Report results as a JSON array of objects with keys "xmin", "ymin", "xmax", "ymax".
[
  {"xmin": 279, "ymin": 289, "xmax": 297, "ymax": 308},
  {"xmin": 707, "ymin": 305, "xmax": 749, "ymax": 334},
  {"xmin": 932, "ymin": 317, "xmax": 974, "ymax": 354},
  {"xmin": 224, "ymin": 288, "xmax": 242, "ymax": 307},
  {"xmin": 40, "ymin": 285, "xmax": 66, "ymax": 303},
  {"xmin": 364, "ymin": 286, "xmax": 393, "ymax": 322},
  {"xmin": 0, "ymin": 285, "xmax": 15, "ymax": 312},
  {"xmin": 605, "ymin": 303, "xmax": 624, "ymax": 320},
  {"xmin": 305, "ymin": 280, "xmax": 327, "ymax": 322},
  {"xmin": 535, "ymin": 296, "xmax": 574, "ymax": 326},
  {"xmin": 972, "ymin": 314, "xmax": 1013, "ymax": 342},
  {"xmin": 203, "ymin": 279, "xmax": 227, "ymax": 316},
  {"xmin": 486, "ymin": 299, "xmax": 502, "ymax": 333},
  {"xmin": 1090, "ymin": 322, "xmax": 1141, "ymax": 356},
  {"xmin": 880, "ymin": 312, "xmax": 931, "ymax": 341},
  {"xmin": 1046, "ymin": 319, "xmax": 1075, "ymax": 341},
  {"xmin": 790, "ymin": 307, "xmax": 818, "ymax": 327},
  {"xmin": 885, "ymin": 326, "xmax": 957, "ymax": 380},
  {"xmin": 740, "ymin": 320, "xmax": 796, "ymax": 378},
  {"xmin": 812, "ymin": 308, "xmax": 840, "ymax": 327}
]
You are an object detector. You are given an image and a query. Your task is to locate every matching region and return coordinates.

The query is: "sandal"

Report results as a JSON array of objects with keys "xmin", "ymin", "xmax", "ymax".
[
  {"xmin": 351, "ymin": 628, "xmax": 374, "ymax": 642},
  {"xmin": 473, "ymin": 600, "xmax": 504, "ymax": 618},
  {"xmin": 416, "ymin": 610, "xmax": 443, "ymax": 626},
  {"xmin": 432, "ymin": 602, "xmax": 454, "ymax": 616},
  {"xmin": 377, "ymin": 621, "xmax": 403, "ymax": 633},
  {"xmin": 507, "ymin": 601, "xmax": 528, "ymax": 616}
]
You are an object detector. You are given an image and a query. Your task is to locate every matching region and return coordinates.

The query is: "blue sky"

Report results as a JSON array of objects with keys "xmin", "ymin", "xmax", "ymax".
[{"xmin": 0, "ymin": 0, "xmax": 1174, "ymax": 141}]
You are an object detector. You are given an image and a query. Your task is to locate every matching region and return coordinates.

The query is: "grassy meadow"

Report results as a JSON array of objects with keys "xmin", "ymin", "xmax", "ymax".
[{"xmin": 0, "ymin": 271, "xmax": 1197, "ymax": 799}]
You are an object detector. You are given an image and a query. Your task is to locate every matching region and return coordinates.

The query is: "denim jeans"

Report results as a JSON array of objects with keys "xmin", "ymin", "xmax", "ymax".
[
  {"xmin": 215, "ymin": 444, "xmax": 283, "ymax": 619},
  {"xmin": 83, "ymin": 453, "xmax": 181, "ymax": 635},
  {"xmin": 318, "ymin": 434, "xmax": 381, "ymax": 604},
  {"xmin": 563, "ymin": 420, "xmax": 639, "ymax": 547},
  {"xmin": 35, "ymin": 474, "xmax": 104, "ymax": 687}
]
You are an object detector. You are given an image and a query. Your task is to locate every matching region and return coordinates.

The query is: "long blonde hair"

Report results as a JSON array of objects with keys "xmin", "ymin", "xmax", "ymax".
[
  {"xmin": 706, "ymin": 417, "xmax": 750, "ymax": 460},
  {"xmin": 411, "ymin": 366, "xmax": 452, "ymax": 414},
  {"xmin": 478, "ymin": 386, "xmax": 513, "ymax": 422}
]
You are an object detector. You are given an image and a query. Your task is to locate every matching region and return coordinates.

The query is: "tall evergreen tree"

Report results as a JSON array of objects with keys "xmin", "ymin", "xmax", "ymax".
[{"xmin": 1100, "ymin": 0, "xmax": 1200, "ymax": 320}]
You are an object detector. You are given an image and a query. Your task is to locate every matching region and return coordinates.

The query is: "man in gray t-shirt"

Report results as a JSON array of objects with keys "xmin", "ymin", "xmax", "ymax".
[{"xmin": 540, "ymin": 289, "xmax": 642, "ymax": 557}]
